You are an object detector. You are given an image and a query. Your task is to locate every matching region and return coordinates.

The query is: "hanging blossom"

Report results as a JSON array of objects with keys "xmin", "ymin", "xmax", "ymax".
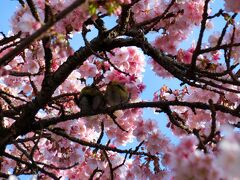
[
  {"xmin": 103, "ymin": 46, "xmax": 146, "ymax": 100},
  {"xmin": 163, "ymin": 135, "xmax": 221, "ymax": 180},
  {"xmin": 163, "ymin": 128, "xmax": 240, "ymax": 180},
  {"xmin": 11, "ymin": 8, "xmax": 41, "ymax": 37},
  {"xmin": 146, "ymin": 0, "xmax": 206, "ymax": 78},
  {"xmin": 223, "ymin": 24, "xmax": 240, "ymax": 64},
  {"xmin": 79, "ymin": 60, "xmax": 99, "ymax": 79},
  {"xmin": 167, "ymin": 85, "xmax": 239, "ymax": 136},
  {"xmin": 215, "ymin": 126, "xmax": 240, "ymax": 179},
  {"xmin": 224, "ymin": 0, "xmax": 240, "ymax": 13},
  {"xmin": 133, "ymin": 118, "xmax": 171, "ymax": 154}
]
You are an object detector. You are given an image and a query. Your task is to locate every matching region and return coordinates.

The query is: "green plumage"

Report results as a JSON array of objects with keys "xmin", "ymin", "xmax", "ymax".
[
  {"xmin": 77, "ymin": 86, "xmax": 105, "ymax": 113},
  {"xmin": 105, "ymin": 81, "xmax": 129, "ymax": 106}
]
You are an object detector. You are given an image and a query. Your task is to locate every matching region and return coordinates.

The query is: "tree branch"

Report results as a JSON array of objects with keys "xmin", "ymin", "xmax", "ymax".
[{"xmin": 0, "ymin": 0, "xmax": 86, "ymax": 66}]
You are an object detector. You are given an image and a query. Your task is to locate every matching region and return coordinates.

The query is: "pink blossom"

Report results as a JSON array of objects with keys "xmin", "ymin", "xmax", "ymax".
[
  {"xmin": 177, "ymin": 48, "xmax": 193, "ymax": 64},
  {"xmin": 145, "ymin": 130, "xmax": 170, "ymax": 154},
  {"xmin": 26, "ymin": 60, "xmax": 40, "ymax": 74},
  {"xmin": 79, "ymin": 60, "xmax": 99, "ymax": 78},
  {"xmin": 166, "ymin": 135, "xmax": 221, "ymax": 180},
  {"xmin": 208, "ymin": 32, "xmax": 221, "ymax": 47},
  {"xmin": 12, "ymin": 10, "xmax": 41, "ymax": 36},
  {"xmin": 151, "ymin": 59, "xmax": 173, "ymax": 78},
  {"xmin": 216, "ymin": 130, "xmax": 240, "ymax": 179},
  {"xmin": 224, "ymin": 0, "xmax": 240, "ymax": 12}
]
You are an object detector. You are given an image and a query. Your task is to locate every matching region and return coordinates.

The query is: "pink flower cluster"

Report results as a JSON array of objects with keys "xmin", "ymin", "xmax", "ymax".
[
  {"xmin": 2, "ymin": 0, "xmax": 240, "ymax": 179},
  {"xmin": 79, "ymin": 60, "xmax": 99, "ymax": 79},
  {"xmin": 105, "ymin": 109, "xmax": 142, "ymax": 145},
  {"xmin": 102, "ymin": 47, "xmax": 145, "ymax": 100},
  {"xmin": 12, "ymin": 0, "xmax": 90, "ymax": 36},
  {"xmin": 164, "ymin": 135, "xmax": 221, "ymax": 180},
  {"xmin": 216, "ymin": 126, "xmax": 240, "ymax": 179},
  {"xmin": 163, "ymin": 128, "xmax": 240, "ymax": 180},
  {"xmin": 224, "ymin": 0, "xmax": 240, "ymax": 13},
  {"xmin": 224, "ymin": 24, "xmax": 240, "ymax": 64},
  {"xmin": 133, "ymin": 118, "xmax": 171, "ymax": 154},
  {"xmin": 12, "ymin": 8, "xmax": 41, "ymax": 37},
  {"xmin": 144, "ymin": 0, "xmax": 206, "ymax": 78},
  {"xmin": 152, "ymin": 0, "xmax": 204, "ymax": 54},
  {"xmin": 167, "ymin": 86, "xmax": 239, "ymax": 137}
]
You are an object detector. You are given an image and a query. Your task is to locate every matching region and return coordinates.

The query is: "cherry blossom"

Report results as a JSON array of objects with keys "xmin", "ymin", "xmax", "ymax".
[
  {"xmin": 0, "ymin": 0, "xmax": 240, "ymax": 179},
  {"xmin": 224, "ymin": 0, "xmax": 240, "ymax": 13}
]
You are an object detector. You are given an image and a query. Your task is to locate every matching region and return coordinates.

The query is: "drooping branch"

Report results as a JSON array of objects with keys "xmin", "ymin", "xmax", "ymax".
[
  {"xmin": 27, "ymin": 100, "xmax": 240, "ymax": 136},
  {"xmin": 0, "ymin": 32, "xmax": 21, "ymax": 46},
  {"xmin": 137, "ymin": 0, "xmax": 177, "ymax": 32},
  {"xmin": 0, "ymin": 0, "xmax": 86, "ymax": 66},
  {"xmin": 190, "ymin": 0, "xmax": 211, "ymax": 73},
  {"xmin": 89, "ymin": 167, "xmax": 104, "ymax": 180},
  {"xmin": 204, "ymin": 99, "xmax": 217, "ymax": 145},
  {"xmin": 49, "ymin": 128, "xmax": 155, "ymax": 158},
  {"xmin": 26, "ymin": 0, "xmax": 40, "ymax": 22},
  {"xmin": 42, "ymin": 0, "xmax": 53, "ymax": 76},
  {"xmin": 125, "ymin": 36, "xmax": 240, "ymax": 93},
  {"xmin": 3, "ymin": 152, "xmax": 60, "ymax": 179},
  {"xmin": 103, "ymin": 149, "xmax": 114, "ymax": 180}
]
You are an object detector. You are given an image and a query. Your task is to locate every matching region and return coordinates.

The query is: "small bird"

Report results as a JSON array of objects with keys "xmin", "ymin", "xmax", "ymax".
[
  {"xmin": 77, "ymin": 85, "xmax": 105, "ymax": 113},
  {"xmin": 105, "ymin": 81, "xmax": 130, "ymax": 106}
]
